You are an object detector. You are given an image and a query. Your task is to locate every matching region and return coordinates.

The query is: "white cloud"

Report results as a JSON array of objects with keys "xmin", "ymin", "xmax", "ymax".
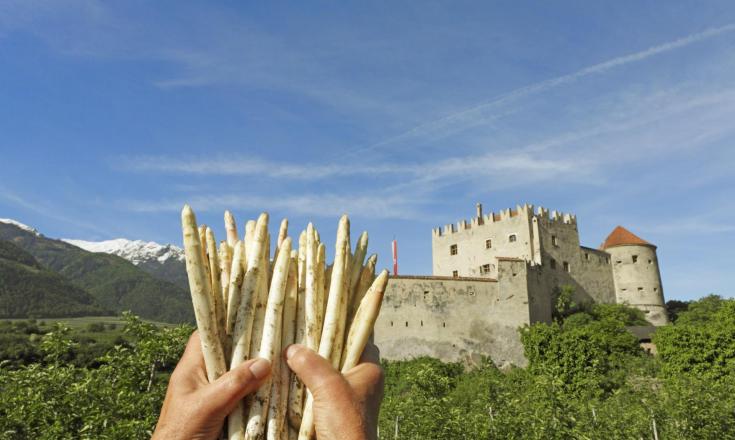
[{"xmin": 121, "ymin": 193, "xmax": 422, "ymax": 220}]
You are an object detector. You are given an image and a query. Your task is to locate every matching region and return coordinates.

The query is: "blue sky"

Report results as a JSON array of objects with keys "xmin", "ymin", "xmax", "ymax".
[{"xmin": 1, "ymin": 1, "xmax": 734, "ymax": 301}]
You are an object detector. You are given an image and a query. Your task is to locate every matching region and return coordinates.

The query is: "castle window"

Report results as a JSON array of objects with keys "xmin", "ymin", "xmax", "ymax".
[
  {"xmin": 509, "ymin": 234, "xmax": 517, "ymax": 243},
  {"xmin": 563, "ymin": 261, "xmax": 570, "ymax": 272},
  {"xmin": 480, "ymin": 264, "xmax": 491, "ymax": 274},
  {"xmin": 621, "ymin": 288, "xmax": 627, "ymax": 292},
  {"xmin": 616, "ymin": 260, "xmax": 622, "ymax": 264},
  {"xmin": 550, "ymin": 258, "xmax": 557, "ymax": 269},
  {"xmin": 632, "ymin": 255, "xmax": 638, "ymax": 263},
  {"xmin": 443, "ymin": 322, "xmax": 446, "ymax": 328},
  {"xmin": 638, "ymin": 287, "xmax": 644, "ymax": 292},
  {"xmin": 452, "ymin": 270, "xmax": 458, "ymax": 278},
  {"xmin": 654, "ymin": 287, "xmax": 658, "ymax": 292},
  {"xmin": 390, "ymin": 321, "xmax": 393, "ymax": 327},
  {"xmin": 450, "ymin": 244, "xmax": 458, "ymax": 255},
  {"xmin": 584, "ymin": 253, "xmax": 590, "ymax": 261},
  {"xmin": 648, "ymin": 259, "xmax": 653, "ymax": 265},
  {"xmin": 552, "ymin": 235, "xmax": 559, "ymax": 247},
  {"xmin": 405, "ymin": 321, "xmax": 408, "ymax": 327},
  {"xmin": 421, "ymin": 320, "xmax": 423, "ymax": 327},
  {"xmin": 485, "ymin": 239, "xmax": 492, "ymax": 249}
]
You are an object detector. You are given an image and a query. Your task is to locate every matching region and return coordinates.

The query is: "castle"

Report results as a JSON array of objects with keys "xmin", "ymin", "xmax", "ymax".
[{"xmin": 374, "ymin": 203, "xmax": 668, "ymax": 366}]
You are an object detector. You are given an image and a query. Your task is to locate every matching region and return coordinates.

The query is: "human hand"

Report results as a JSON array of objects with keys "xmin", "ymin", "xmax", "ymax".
[
  {"xmin": 285, "ymin": 343, "xmax": 384, "ymax": 440},
  {"xmin": 152, "ymin": 331, "xmax": 271, "ymax": 440}
]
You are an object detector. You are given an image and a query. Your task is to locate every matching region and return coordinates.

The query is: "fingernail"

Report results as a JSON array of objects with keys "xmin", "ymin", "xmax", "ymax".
[
  {"xmin": 285, "ymin": 344, "xmax": 302, "ymax": 360},
  {"xmin": 249, "ymin": 358, "xmax": 271, "ymax": 380}
]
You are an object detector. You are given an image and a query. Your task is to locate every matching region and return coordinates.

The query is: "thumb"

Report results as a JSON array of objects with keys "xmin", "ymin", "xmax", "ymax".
[
  {"xmin": 202, "ymin": 358, "xmax": 272, "ymax": 415},
  {"xmin": 285, "ymin": 345, "xmax": 351, "ymax": 400}
]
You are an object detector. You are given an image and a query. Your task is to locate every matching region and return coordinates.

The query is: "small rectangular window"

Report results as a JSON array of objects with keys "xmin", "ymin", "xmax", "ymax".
[
  {"xmin": 632, "ymin": 255, "xmax": 638, "ymax": 263},
  {"xmin": 552, "ymin": 235, "xmax": 558, "ymax": 246},
  {"xmin": 452, "ymin": 270, "xmax": 458, "ymax": 278},
  {"xmin": 480, "ymin": 263, "xmax": 491, "ymax": 274},
  {"xmin": 550, "ymin": 258, "xmax": 557, "ymax": 269},
  {"xmin": 485, "ymin": 239, "xmax": 492, "ymax": 249},
  {"xmin": 509, "ymin": 234, "xmax": 517, "ymax": 243},
  {"xmin": 584, "ymin": 253, "xmax": 590, "ymax": 261},
  {"xmin": 638, "ymin": 287, "xmax": 644, "ymax": 291},
  {"xmin": 616, "ymin": 260, "xmax": 622, "ymax": 264},
  {"xmin": 648, "ymin": 259, "xmax": 653, "ymax": 265},
  {"xmin": 563, "ymin": 261, "xmax": 570, "ymax": 272},
  {"xmin": 450, "ymin": 244, "xmax": 458, "ymax": 255},
  {"xmin": 654, "ymin": 287, "xmax": 658, "ymax": 292}
]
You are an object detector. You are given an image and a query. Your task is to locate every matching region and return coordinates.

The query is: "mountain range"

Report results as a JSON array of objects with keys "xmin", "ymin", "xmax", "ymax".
[
  {"xmin": 0, "ymin": 219, "xmax": 192, "ymax": 323},
  {"xmin": 62, "ymin": 238, "xmax": 188, "ymax": 288}
]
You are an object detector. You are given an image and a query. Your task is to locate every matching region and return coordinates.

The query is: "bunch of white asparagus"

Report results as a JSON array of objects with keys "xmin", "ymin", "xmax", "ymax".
[{"xmin": 181, "ymin": 205, "xmax": 388, "ymax": 440}]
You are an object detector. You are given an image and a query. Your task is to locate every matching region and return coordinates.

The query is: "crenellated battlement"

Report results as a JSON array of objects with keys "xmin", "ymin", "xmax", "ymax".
[{"xmin": 433, "ymin": 203, "xmax": 576, "ymax": 237}]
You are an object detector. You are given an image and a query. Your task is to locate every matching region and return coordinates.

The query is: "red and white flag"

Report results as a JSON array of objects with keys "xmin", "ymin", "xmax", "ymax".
[{"xmin": 391, "ymin": 239, "xmax": 398, "ymax": 275}]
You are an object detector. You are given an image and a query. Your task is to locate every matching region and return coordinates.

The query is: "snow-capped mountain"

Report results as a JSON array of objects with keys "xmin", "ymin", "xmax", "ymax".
[
  {"xmin": 62, "ymin": 238, "xmax": 184, "ymax": 265},
  {"xmin": 62, "ymin": 238, "xmax": 188, "ymax": 288},
  {"xmin": 0, "ymin": 218, "xmax": 41, "ymax": 236}
]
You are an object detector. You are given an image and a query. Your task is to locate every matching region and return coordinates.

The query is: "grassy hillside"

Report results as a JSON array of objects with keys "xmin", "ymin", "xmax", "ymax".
[
  {"xmin": 0, "ymin": 223, "xmax": 193, "ymax": 323},
  {"xmin": 0, "ymin": 240, "xmax": 108, "ymax": 318}
]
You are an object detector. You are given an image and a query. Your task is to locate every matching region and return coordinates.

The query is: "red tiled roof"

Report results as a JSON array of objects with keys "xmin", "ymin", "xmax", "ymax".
[{"xmin": 601, "ymin": 226, "xmax": 653, "ymax": 249}]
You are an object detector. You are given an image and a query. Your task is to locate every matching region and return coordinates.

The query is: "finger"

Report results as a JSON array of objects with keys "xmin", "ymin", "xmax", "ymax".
[
  {"xmin": 359, "ymin": 341, "xmax": 380, "ymax": 365},
  {"xmin": 284, "ymin": 344, "xmax": 350, "ymax": 399},
  {"xmin": 171, "ymin": 331, "xmax": 206, "ymax": 379},
  {"xmin": 202, "ymin": 357, "xmax": 271, "ymax": 415},
  {"xmin": 343, "ymin": 361, "xmax": 384, "ymax": 398}
]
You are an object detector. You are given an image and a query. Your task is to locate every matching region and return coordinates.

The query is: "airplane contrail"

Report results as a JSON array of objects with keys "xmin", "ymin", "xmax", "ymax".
[{"xmin": 342, "ymin": 23, "xmax": 735, "ymax": 158}]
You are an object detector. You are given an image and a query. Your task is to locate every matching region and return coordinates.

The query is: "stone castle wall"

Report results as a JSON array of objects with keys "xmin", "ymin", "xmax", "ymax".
[{"xmin": 374, "ymin": 259, "xmax": 534, "ymax": 367}]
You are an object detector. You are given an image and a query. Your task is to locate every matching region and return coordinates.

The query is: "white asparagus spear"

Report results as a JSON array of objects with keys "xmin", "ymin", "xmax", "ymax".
[
  {"xmin": 245, "ymin": 237, "xmax": 292, "ymax": 440},
  {"xmin": 206, "ymin": 227, "xmax": 227, "ymax": 351},
  {"xmin": 181, "ymin": 205, "xmax": 226, "ymax": 382},
  {"xmin": 330, "ymin": 245, "xmax": 351, "ymax": 368},
  {"xmin": 340, "ymin": 270, "xmax": 388, "ymax": 371},
  {"xmin": 267, "ymin": 250, "xmax": 298, "ymax": 440},
  {"xmin": 226, "ymin": 241, "xmax": 247, "ymax": 337},
  {"xmin": 225, "ymin": 210, "xmax": 239, "ymax": 248},
  {"xmin": 349, "ymin": 231, "xmax": 368, "ymax": 295},
  {"xmin": 219, "ymin": 241, "xmax": 233, "ymax": 315},
  {"xmin": 298, "ymin": 215, "xmax": 350, "ymax": 440},
  {"xmin": 229, "ymin": 214, "xmax": 269, "ymax": 440},
  {"xmin": 198, "ymin": 225, "xmax": 211, "ymax": 283},
  {"xmin": 315, "ymin": 243, "xmax": 326, "ymax": 337},
  {"xmin": 287, "ymin": 231, "xmax": 308, "ymax": 428},
  {"xmin": 304, "ymin": 223, "xmax": 319, "ymax": 351},
  {"xmin": 277, "ymin": 218, "xmax": 289, "ymax": 251},
  {"xmin": 350, "ymin": 254, "xmax": 377, "ymax": 322},
  {"xmin": 244, "ymin": 219, "xmax": 256, "ymax": 267}
]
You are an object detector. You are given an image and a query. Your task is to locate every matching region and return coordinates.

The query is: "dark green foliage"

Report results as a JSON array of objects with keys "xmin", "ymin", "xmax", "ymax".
[
  {"xmin": 0, "ymin": 223, "xmax": 192, "ymax": 323},
  {"xmin": 0, "ymin": 313, "xmax": 192, "ymax": 439},
  {"xmin": 380, "ymin": 299, "xmax": 735, "ymax": 439},
  {"xmin": 0, "ymin": 318, "xmax": 134, "ymax": 368},
  {"xmin": 655, "ymin": 296, "xmax": 735, "ymax": 381},
  {"xmin": 0, "ymin": 240, "xmax": 108, "ymax": 318},
  {"xmin": 671, "ymin": 294, "xmax": 724, "ymax": 326},
  {"xmin": 665, "ymin": 299, "xmax": 689, "ymax": 323},
  {"xmin": 521, "ymin": 303, "xmax": 644, "ymax": 395}
]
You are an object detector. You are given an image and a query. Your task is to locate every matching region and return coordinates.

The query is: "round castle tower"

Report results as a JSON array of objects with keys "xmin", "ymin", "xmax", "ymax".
[{"xmin": 602, "ymin": 226, "xmax": 668, "ymax": 326}]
